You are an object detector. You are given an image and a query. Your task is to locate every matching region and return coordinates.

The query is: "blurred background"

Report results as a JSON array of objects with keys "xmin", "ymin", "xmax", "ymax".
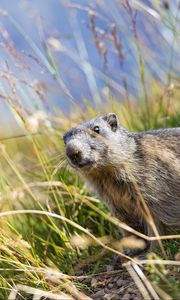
[{"xmin": 0, "ymin": 0, "xmax": 179, "ymax": 137}]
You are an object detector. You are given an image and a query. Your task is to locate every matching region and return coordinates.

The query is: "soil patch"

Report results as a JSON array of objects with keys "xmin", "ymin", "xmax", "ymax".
[{"xmin": 75, "ymin": 266, "xmax": 142, "ymax": 299}]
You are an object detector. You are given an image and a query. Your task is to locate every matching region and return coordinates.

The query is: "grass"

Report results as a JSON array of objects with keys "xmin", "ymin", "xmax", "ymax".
[
  {"xmin": 0, "ymin": 92, "xmax": 179, "ymax": 299},
  {"xmin": 0, "ymin": 1, "xmax": 179, "ymax": 299}
]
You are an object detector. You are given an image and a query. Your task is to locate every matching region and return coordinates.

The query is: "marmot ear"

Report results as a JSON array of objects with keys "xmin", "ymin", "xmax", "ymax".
[{"xmin": 103, "ymin": 113, "xmax": 119, "ymax": 132}]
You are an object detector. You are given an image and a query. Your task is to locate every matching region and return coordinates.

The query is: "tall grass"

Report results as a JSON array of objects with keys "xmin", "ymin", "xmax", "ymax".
[{"xmin": 0, "ymin": 1, "xmax": 179, "ymax": 299}]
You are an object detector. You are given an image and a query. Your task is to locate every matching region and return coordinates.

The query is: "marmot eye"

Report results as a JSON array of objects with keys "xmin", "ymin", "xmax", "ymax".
[{"xmin": 93, "ymin": 126, "xmax": 100, "ymax": 134}]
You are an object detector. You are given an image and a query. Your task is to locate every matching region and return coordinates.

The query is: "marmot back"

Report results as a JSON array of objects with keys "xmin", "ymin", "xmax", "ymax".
[{"xmin": 63, "ymin": 113, "xmax": 180, "ymax": 249}]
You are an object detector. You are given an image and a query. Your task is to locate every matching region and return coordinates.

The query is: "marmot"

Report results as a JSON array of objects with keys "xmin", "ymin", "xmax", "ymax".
[{"xmin": 63, "ymin": 113, "xmax": 180, "ymax": 251}]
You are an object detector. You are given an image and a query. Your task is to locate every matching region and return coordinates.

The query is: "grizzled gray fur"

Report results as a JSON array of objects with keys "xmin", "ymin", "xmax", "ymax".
[{"xmin": 63, "ymin": 113, "xmax": 180, "ymax": 250}]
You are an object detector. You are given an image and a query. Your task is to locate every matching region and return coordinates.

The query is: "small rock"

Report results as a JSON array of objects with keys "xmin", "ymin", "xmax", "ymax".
[
  {"xmin": 107, "ymin": 283, "xmax": 114, "ymax": 289},
  {"xmin": 91, "ymin": 293, "xmax": 98, "ymax": 299},
  {"xmin": 94, "ymin": 289, "xmax": 105, "ymax": 297},
  {"xmin": 122, "ymin": 279, "xmax": 130, "ymax": 286},
  {"xmin": 122, "ymin": 294, "xmax": 130, "ymax": 300},
  {"xmin": 116, "ymin": 278, "xmax": 123, "ymax": 287}
]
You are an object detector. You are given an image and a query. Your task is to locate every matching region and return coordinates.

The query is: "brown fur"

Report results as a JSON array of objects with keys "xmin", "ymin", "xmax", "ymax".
[{"xmin": 64, "ymin": 114, "xmax": 180, "ymax": 251}]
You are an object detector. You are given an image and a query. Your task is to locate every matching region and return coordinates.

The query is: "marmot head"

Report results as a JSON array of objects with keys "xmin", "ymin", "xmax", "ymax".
[{"xmin": 63, "ymin": 113, "xmax": 132, "ymax": 172}]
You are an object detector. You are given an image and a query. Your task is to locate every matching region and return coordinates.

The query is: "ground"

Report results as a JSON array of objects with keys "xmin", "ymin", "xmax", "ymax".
[{"xmin": 75, "ymin": 257, "xmax": 143, "ymax": 299}]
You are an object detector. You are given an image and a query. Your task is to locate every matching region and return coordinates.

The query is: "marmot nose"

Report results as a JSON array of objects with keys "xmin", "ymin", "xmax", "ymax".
[{"xmin": 66, "ymin": 144, "xmax": 82, "ymax": 165}]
